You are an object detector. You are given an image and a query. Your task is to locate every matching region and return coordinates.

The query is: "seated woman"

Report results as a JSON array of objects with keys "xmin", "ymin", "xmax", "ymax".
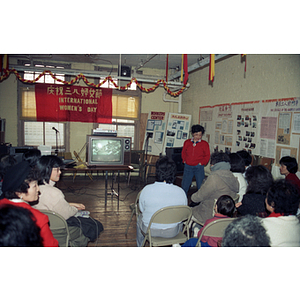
[
  {"xmin": 190, "ymin": 151, "xmax": 239, "ymax": 225},
  {"xmin": 279, "ymin": 156, "xmax": 300, "ymax": 193},
  {"xmin": 236, "ymin": 165, "xmax": 273, "ymax": 217},
  {"xmin": 229, "ymin": 152, "xmax": 247, "ymax": 201},
  {"xmin": 0, "ymin": 160, "xmax": 58, "ymax": 247},
  {"xmin": 262, "ymin": 179, "xmax": 300, "ymax": 246},
  {"xmin": 182, "ymin": 195, "xmax": 235, "ymax": 247},
  {"xmin": 136, "ymin": 155, "xmax": 188, "ymax": 247},
  {"xmin": 33, "ymin": 155, "xmax": 103, "ymax": 246}
]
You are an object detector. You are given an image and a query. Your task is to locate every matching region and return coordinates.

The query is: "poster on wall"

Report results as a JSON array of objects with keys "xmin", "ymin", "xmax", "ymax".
[
  {"xmin": 162, "ymin": 113, "xmax": 192, "ymax": 153},
  {"xmin": 143, "ymin": 111, "xmax": 168, "ymax": 156},
  {"xmin": 199, "ymin": 97, "xmax": 300, "ymax": 160},
  {"xmin": 143, "ymin": 112, "xmax": 192, "ymax": 156}
]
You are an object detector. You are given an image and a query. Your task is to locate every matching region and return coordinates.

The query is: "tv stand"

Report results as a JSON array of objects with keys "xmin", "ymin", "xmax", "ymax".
[{"xmin": 63, "ymin": 165, "xmax": 133, "ymax": 209}]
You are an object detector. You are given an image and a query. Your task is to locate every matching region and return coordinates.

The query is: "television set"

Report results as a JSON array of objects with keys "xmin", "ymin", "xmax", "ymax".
[{"xmin": 86, "ymin": 135, "xmax": 131, "ymax": 167}]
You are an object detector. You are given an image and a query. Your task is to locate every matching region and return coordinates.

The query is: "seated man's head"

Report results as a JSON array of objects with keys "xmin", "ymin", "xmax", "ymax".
[
  {"xmin": 265, "ymin": 179, "xmax": 300, "ymax": 215},
  {"xmin": 155, "ymin": 155, "xmax": 177, "ymax": 184},
  {"xmin": 210, "ymin": 151, "xmax": 230, "ymax": 166},
  {"xmin": 222, "ymin": 215, "xmax": 270, "ymax": 247},
  {"xmin": 214, "ymin": 195, "xmax": 235, "ymax": 217}
]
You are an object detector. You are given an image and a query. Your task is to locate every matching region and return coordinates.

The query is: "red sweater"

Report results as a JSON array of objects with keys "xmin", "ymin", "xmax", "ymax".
[
  {"xmin": 286, "ymin": 173, "xmax": 300, "ymax": 193},
  {"xmin": 0, "ymin": 199, "xmax": 58, "ymax": 247},
  {"xmin": 197, "ymin": 213, "xmax": 230, "ymax": 247},
  {"xmin": 181, "ymin": 139, "xmax": 210, "ymax": 166}
]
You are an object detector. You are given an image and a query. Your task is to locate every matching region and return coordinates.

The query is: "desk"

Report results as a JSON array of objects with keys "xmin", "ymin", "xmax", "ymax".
[{"xmin": 63, "ymin": 165, "xmax": 133, "ymax": 209}]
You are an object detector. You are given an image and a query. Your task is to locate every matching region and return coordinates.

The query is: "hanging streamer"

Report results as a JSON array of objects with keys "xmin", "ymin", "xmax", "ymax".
[
  {"xmin": 0, "ymin": 68, "xmax": 188, "ymax": 97},
  {"xmin": 183, "ymin": 54, "xmax": 188, "ymax": 85},
  {"xmin": 242, "ymin": 54, "xmax": 247, "ymax": 75},
  {"xmin": 209, "ymin": 54, "xmax": 215, "ymax": 82},
  {"xmin": 166, "ymin": 54, "xmax": 169, "ymax": 82}
]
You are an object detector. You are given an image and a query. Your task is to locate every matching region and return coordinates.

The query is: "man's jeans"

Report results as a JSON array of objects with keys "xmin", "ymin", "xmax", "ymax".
[{"xmin": 181, "ymin": 164, "xmax": 205, "ymax": 195}]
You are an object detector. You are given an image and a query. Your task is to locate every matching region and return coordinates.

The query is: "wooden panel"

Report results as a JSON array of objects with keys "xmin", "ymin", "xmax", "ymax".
[{"xmin": 57, "ymin": 174, "xmax": 143, "ymax": 247}]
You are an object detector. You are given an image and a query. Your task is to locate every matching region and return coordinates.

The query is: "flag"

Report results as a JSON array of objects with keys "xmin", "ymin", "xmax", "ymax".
[
  {"xmin": 209, "ymin": 54, "xmax": 215, "ymax": 82},
  {"xmin": 183, "ymin": 54, "xmax": 188, "ymax": 85},
  {"xmin": 166, "ymin": 54, "xmax": 169, "ymax": 82},
  {"xmin": 0, "ymin": 55, "xmax": 9, "ymax": 75},
  {"xmin": 242, "ymin": 54, "xmax": 247, "ymax": 73},
  {"xmin": 180, "ymin": 54, "xmax": 188, "ymax": 85}
]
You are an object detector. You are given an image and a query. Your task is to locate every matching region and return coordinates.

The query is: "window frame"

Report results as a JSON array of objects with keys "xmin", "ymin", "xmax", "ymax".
[{"xmin": 17, "ymin": 60, "xmax": 70, "ymax": 150}]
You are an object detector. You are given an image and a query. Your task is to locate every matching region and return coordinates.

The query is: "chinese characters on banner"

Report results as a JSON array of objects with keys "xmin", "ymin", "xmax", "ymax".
[{"xmin": 35, "ymin": 83, "xmax": 113, "ymax": 123}]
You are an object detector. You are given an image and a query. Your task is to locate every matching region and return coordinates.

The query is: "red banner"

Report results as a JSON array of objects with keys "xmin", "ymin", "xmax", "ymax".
[{"xmin": 35, "ymin": 83, "xmax": 112, "ymax": 123}]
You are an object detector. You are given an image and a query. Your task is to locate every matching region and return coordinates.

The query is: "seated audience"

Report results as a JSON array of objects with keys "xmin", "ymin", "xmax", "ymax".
[
  {"xmin": 182, "ymin": 195, "xmax": 235, "ymax": 247},
  {"xmin": 279, "ymin": 156, "xmax": 300, "ymax": 193},
  {"xmin": 236, "ymin": 165, "xmax": 273, "ymax": 217},
  {"xmin": 190, "ymin": 151, "xmax": 239, "ymax": 225},
  {"xmin": 33, "ymin": 155, "xmax": 103, "ymax": 246},
  {"xmin": 0, "ymin": 160, "xmax": 58, "ymax": 246},
  {"xmin": 229, "ymin": 152, "xmax": 247, "ymax": 201},
  {"xmin": 222, "ymin": 215, "xmax": 270, "ymax": 247},
  {"xmin": 136, "ymin": 155, "xmax": 187, "ymax": 247},
  {"xmin": 0, "ymin": 204, "xmax": 43, "ymax": 247},
  {"xmin": 262, "ymin": 179, "xmax": 300, "ymax": 246},
  {"xmin": 33, "ymin": 155, "xmax": 85, "ymax": 219},
  {"xmin": 236, "ymin": 150, "xmax": 252, "ymax": 176}
]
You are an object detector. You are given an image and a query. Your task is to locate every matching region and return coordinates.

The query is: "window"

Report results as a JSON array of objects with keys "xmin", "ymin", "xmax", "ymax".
[{"xmin": 19, "ymin": 61, "xmax": 68, "ymax": 149}]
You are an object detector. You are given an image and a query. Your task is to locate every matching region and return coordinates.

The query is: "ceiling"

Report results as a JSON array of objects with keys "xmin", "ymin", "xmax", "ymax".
[{"xmin": 9, "ymin": 54, "xmax": 209, "ymax": 72}]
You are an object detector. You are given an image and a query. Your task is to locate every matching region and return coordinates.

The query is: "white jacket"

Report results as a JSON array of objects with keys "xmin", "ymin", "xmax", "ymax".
[{"xmin": 262, "ymin": 216, "xmax": 300, "ymax": 247}]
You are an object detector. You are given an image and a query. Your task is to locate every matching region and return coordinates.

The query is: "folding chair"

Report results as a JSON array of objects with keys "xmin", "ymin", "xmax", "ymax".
[
  {"xmin": 40, "ymin": 210, "xmax": 70, "ymax": 247},
  {"xmin": 141, "ymin": 205, "xmax": 192, "ymax": 247},
  {"xmin": 195, "ymin": 218, "xmax": 235, "ymax": 247},
  {"xmin": 125, "ymin": 191, "xmax": 141, "ymax": 236}
]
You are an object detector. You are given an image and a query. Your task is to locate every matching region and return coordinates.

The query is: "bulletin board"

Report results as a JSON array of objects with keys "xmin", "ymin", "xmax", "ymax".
[
  {"xmin": 199, "ymin": 97, "xmax": 300, "ymax": 166},
  {"xmin": 143, "ymin": 111, "xmax": 192, "ymax": 156}
]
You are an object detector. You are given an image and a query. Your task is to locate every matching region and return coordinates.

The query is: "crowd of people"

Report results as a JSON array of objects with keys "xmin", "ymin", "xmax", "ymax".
[
  {"xmin": 1, "ymin": 123, "xmax": 300, "ymax": 247},
  {"xmin": 136, "ymin": 124, "xmax": 300, "ymax": 247},
  {"xmin": 0, "ymin": 150, "xmax": 103, "ymax": 247}
]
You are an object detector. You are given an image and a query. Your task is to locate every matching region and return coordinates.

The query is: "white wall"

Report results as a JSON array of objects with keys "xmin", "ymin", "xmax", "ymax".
[{"xmin": 182, "ymin": 54, "xmax": 300, "ymax": 124}]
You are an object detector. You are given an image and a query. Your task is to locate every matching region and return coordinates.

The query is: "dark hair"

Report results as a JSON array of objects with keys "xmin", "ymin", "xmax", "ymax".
[
  {"xmin": 236, "ymin": 150, "xmax": 252, "ymax": 166},
  {"xmin": 191, "ymin": 124, "xmax": 205, "ymax": 134},
  {"xmin": 279, "ymin": 156, "xmax": 298, "ymax": 174},
  {"xmin": 266, "ymin": 179, "xmax": 300, "ymax": 215},
  {"xmin": 2, "ymin": 168, "xmax": 40, "ymax": 200},
  {"xmin": 245, "ymin": 165, "xmax": 274, "ymax": 194},
  {"xmin": 36, "ymin": 155, "xmax": 65, "ymax": 184},
  {"xmin": 210, "ymin": 151, "xmax": 230, "ymax": 165},
  {"xmin": 222, "ymin": 215, "xmax": 270, "ymax": 247},
  {"xmin": 229, "ymin": 153, "xmax": 245, "ymax": 173},
  {"xmin": 0, "ymin": 204, "xmax": 42, "ymax": 246},
  {"xmin": 155, "ymin": 155, "xmax": 177, "ymax": 184},
  {"xmin": 0, "ymin": 155, "xmax": 17, "ymax": 181},
  {"xmin": 22, "ymin": 149, "xmax": 42, "ymax": 167},
  {"xmin": 216, "ymin": 195, "xmax": 235, "ymax": 217}
]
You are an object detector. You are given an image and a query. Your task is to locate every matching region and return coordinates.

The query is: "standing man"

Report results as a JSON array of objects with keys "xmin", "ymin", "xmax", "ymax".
[{"xmin": 181, "ymin": 124, "xmax": 210, "ymax": 195}]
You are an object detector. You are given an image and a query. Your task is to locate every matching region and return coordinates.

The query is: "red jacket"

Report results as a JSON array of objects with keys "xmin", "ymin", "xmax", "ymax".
[
  {"xmin": 0, "ymin": 199, "xmax": 58, "ymax": 247},
  {"xmin": 181, "ymin": 139, "xmax": 210, "ymax": 166},
  {"xmin": 197, "ymin": 213, "xmax": 230, "ymax": 247}
]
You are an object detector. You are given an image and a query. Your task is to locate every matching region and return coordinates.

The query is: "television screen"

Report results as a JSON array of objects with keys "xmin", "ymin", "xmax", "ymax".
[{"xmin": 91, "ymin": 138, "xmax": 122, "ymax": 163}]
